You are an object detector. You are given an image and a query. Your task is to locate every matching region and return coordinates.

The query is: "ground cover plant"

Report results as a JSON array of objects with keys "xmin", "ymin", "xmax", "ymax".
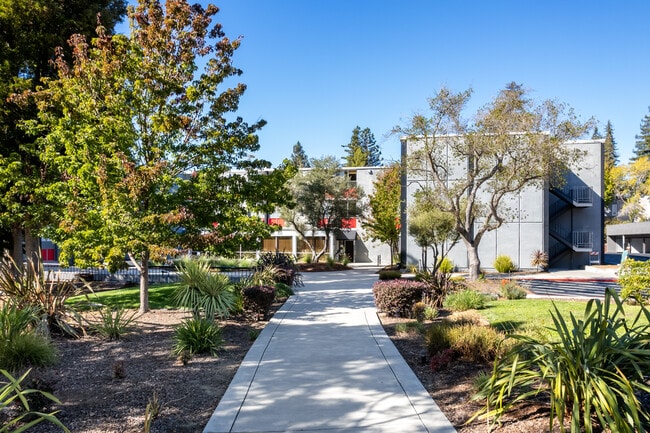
[{"xmin": 472, "ymin": 288, "xmax": 650, "ymax": 432}]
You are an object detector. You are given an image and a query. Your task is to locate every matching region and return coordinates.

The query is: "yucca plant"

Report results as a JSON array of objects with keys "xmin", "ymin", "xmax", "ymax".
[
  {"xmin": 173, "ymin": 260, "xmax": 238, "ymax": 320},
  {"xmin": 472, "ymin": 288, "xmax": 650, "ymax": 433},
  {"xmin": 0, "ymin": 368, "xmax": 69, "ymax": 432},
  {"xmin": 0, "ymin": 254, "xmax": 82, "ymax": 337},
  {"xmin": 89, "ymin": 307, "xmax": 139, "ymax": 340},
  {"xmin": 172, "ymin": 317, "xmax": 223, "ymax": 357}
]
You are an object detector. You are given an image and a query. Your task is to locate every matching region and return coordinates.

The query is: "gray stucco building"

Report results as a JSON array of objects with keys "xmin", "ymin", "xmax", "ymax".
[{"xmin": 399, "ymin": 138, "xmax": 604, "ymax": 271}]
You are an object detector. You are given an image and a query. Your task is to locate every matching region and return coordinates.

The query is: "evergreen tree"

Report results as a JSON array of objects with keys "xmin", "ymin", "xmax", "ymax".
[
  {"xmin": 290, "ymin": 141, "xmax": 310, "ymax": 168},
  {"xmin": 634, "ymin": 107, "xmax": 650, "ymax": 160},
  {"xmin": 342, "ymin": 126, "xmax": 382, "ymax": 167},
  {"xmin": 603, "ymin": 121, "xmax": 619, "ymax": 205}
]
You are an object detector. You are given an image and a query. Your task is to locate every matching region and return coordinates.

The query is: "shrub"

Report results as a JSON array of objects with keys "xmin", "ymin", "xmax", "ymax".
[
  {"xmin": 499, "ymin": 280, "xmax": 527, "ymax": 300},
  {"xmin": 424, "ymin": 306, "xmax": 439, "ymax": 321},
  {"xmin": 0, "ymin": 255, "xmax": 82, "ymax": 337},
  {"xmin": 274, "ymin": 282, "xmax": 294, "ymax": 299},
  {"xmin": 425, "ymin": 318, "xmax": 507, "ymax": 366},
  {"xmin": 415, "ymin": 268, "xmax": 462, "ymax": 308},
  {"xmin": 530, "ymin": 249, "xmax": 548, "ymax": 271},
  {"xmin": 174, "ymin": 260, "xmax": 238, "ymax": 320},
  {"xmin": 424, "ymin": 321, "xmax": 454, "ymax": 356},
  {"xmin": 446, "ymin": 323, "xmax": 506, "ymax": 363},
  {"xmin": 378, "ymin": 270, "xmax": 402, "ymax": 280},
  {"xmin": 372, "ymin": 279, "xmax": 427, "ymax": 317},
  {"xmin": 0, "ymin": 369, "xmax": 69, "ymax": 432},
  {"xmin": 437, "ymin": 257, "xmax": 454, "ymax": 273},
  {"xmin": 472, "ymin": 288, "xmax": 650, "ymax": 432},
  {"xmin": 493, "ymin": 255, "xmax": 516, "ymax": 273},
  {"xmin": 172, "ymin": 317, "xmax": 223, "ymax": 357},
  {"xmin": 430, "ymin": 348, "xmax": 457, "ymax": 372},
  {"xmin": 412, "ymin": 301, "xmax": 427, "ymax": 323},
  {"xmin": 444, "ymin": 289, "xmax": 486, "ymax": 311},
  {"xmin": 89, "ymin": 307, "xmax": 139, "ymax": 340},
  {"xmin": 395, "ymin": 321, "xmax": 424, "ymax": 334},
  {"xmin": 618, "ymin": 259, "xmax": 650, "ymax": 303},
  {"xmin": 257, "ymin": 252, "xmax": 302, "ymax": 287},
  {"xmin": 0, "ymin": 332, "xmax": 58, "ymax": 372},
  {"xmin": 242, "ymin": 285, "xmax": 276, "ymax": 320},
  {"xmin": 0, "ymin": 303, "xmax": 39, "ymax": 341}
]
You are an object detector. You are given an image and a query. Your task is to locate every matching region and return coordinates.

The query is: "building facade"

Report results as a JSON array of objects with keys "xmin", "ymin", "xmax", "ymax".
[{"xmin": 398, "ymin": 138, "xmax": 604, "ymax": 271}]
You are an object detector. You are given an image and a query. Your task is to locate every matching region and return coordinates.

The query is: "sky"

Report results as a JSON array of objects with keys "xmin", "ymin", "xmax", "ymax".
[{"xmin": 119, "ymin": 1, "xmax": 650, "ymax": 167}]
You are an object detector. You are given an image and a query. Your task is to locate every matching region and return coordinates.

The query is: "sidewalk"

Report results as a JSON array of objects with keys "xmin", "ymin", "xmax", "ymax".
[{"xmin": 203, "ymin": 269, "xmax": 456, "ymax": 433}]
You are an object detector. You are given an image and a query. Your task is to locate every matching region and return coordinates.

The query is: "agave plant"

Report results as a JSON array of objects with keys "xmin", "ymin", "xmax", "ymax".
[
  {"xmin": 173, "ymin": 260, "xmax": 238, "ymax": 320},
  {"xmin": 472, "ymin": 288, "xmax": 650, "ymax": 433}
]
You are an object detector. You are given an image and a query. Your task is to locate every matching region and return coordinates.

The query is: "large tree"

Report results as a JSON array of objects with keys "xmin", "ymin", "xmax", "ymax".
[
  {"xmin": 397, "ymin": 83, "xmax": 590, "ymax": 280},
  {"xmin": 362, "ymin": 163, "xmax": 401, "ymax": 265},
  {"xmin": 282, "ymin": 156, "xmax": 364, "ymax": 262},
  {"xmin": 0, "ymin": 0, "xmax": 127, "ymax": 265},
  {"xmin": 342, "ymin": 126, "xmax": 382, "ymax": 167},
  {"xmin": 633, "ymin": 107, "xmax": 650, "ymax": 161},
  {"xmin": 28, "ymin": 0, "xmax": 290, "ymax": 312}
]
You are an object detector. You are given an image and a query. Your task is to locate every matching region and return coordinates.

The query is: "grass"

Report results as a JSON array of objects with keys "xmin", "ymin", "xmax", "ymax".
[
  {"xmin": 479, "ymin": 298, "xmax": 648, "ymax": 335},
  {"xmin": 66, "ymin": 283, "xmax": 181, "ymax": 310}
]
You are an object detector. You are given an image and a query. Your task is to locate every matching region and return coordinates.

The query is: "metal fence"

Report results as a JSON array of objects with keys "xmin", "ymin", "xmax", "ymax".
[{"xmin": 43, "ymin": 265, "xmax": 257, "ymax": 285}]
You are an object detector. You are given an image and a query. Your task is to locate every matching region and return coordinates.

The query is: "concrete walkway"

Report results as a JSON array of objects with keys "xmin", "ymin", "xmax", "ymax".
[{"xmin": 203, "ymin": 269, "xmax": 456, "ymax": 433}]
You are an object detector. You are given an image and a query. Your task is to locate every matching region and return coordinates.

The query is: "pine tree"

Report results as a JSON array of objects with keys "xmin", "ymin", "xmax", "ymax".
[
  {"xmin": 603, "ymin": 121, "xmax": 619, "ymax": 205},
  {"xmin": 633, "ymin": 107, "xmax": 650, "ymax": 160},
  {"xmin": 290, "ymin": 141, "xmax": 310, "ymax": 168},
  {"xmin": 342, "ymin": 126, "xmax": 382, "ymax": 167},
  {"xmin": 604, "ymin": 121, "xmax": 619, "ymax": 168}
]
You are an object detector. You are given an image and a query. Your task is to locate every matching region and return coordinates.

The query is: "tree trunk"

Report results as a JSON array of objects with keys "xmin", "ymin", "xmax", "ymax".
[
  {"xmin": 129, "ymin": 251, "xmax": 150, "ymax": 313},
  {"xmin": 139, "ymin": 250, "xmax": 150, "ymax": 314},
  {"xmin": 11, "ymin": 225, "xmax": 23, "ymax": 267},
  {"xmin": 466, "ymin": 242, "xmax": 481, "ymax": 281},
  {"xmin": 23, "ymin": 227, "xmax": 40, "ymax": 265}
]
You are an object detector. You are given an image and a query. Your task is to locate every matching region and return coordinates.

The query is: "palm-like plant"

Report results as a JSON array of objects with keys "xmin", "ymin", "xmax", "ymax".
[
  {"xmin": 472, "ymin": 288, "xmax": 650, "ymax": 433},
  {"xmin": 0, "ymin": 254, "xmax": 82, "ymax": 337},
  {"xmin": 173, "ymin": 260, "xmax": 238, "ymax": 320}
]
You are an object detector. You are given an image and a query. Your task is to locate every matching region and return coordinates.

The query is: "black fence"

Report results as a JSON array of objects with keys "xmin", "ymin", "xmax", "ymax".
[{"xmin": 43, "ymin": 265, "xmax": 257, "ymax": 285}]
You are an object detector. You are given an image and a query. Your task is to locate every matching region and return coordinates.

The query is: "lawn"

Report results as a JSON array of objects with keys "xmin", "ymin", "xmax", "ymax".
[
  {"xmin": 479, "ymin": 297, "xmax": 649, "ymax": 335},
  {"xmin": 66, "ymin": 282, "xmax": 181, "ymax": 310}
]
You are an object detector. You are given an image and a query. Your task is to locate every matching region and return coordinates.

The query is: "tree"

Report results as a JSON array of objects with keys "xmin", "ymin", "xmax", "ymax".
[
  {"xmin": 28, "ymin": 0, "xmax": 290, "ymax": 313},
  {"xmin": 282, "ymin": 156, "xmax": 364, "ymax": 262},
  {"xmin": 603, "ymin": 120, "xmax": 619, "ymax": 205},
  {"xmin": 633, "ymin": 107, "xmax": 650, "ymax": 160},
  {"xmin": 0, "ymin": 0, "xmax": 127, "ymax": 266},
  {"xmin": 610, "ymin": 157, "xmax": 650, "ymax": 222},
  {"xmin": 396, "ymin": 83, "xmax": 590, "ymax": 280},
  {"xmin": 342, "ymin": 126, "xmax": 382, "ymax": 167},
  {"xmin": 290, "ymin": 141, "xmax": 310, "ymax": 168},
  {"xmin": 407, "ymin": 189, "xmax": 459, "ymax": 273},
  {"xmin": 362, "ymin": 163, "xmax": 401, "ymax": 265}
]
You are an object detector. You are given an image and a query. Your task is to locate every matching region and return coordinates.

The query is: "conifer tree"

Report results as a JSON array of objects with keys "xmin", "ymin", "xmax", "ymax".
[
  {"xmin": 603, "ymin": 121, "xmax": 619, "ymax": 205},
  {"xmin": 290, "ymin": 141, "xmax": 310, "ymax": 168},
  {"xmin": 634, "ymin": 107, "xmax": 650, "ymax": 160},
  {"xmin": 342, "ymin": 126, "xmax": 382, "ymax": 167}
]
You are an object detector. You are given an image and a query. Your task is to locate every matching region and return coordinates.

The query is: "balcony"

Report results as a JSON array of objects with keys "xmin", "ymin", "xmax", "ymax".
[{"xmin": 550, "ymin": 224, "xmax": 593, "ymax": 252}]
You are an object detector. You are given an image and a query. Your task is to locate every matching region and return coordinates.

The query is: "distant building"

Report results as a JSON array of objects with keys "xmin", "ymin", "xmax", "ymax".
[{"xmin": 398, "ymin": 138, "xmax": 604, "ymax": 271}]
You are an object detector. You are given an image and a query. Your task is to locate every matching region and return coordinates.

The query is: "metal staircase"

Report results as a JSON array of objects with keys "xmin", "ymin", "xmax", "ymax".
[{"xmin": 549, "ymin": 186, "xmax": 595, "ymax": 266}]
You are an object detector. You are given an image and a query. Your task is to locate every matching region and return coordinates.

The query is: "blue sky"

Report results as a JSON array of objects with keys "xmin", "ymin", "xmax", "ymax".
[{"xmin": 119, "ymin": 1, "xmax": 650, "ymax": 166}]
